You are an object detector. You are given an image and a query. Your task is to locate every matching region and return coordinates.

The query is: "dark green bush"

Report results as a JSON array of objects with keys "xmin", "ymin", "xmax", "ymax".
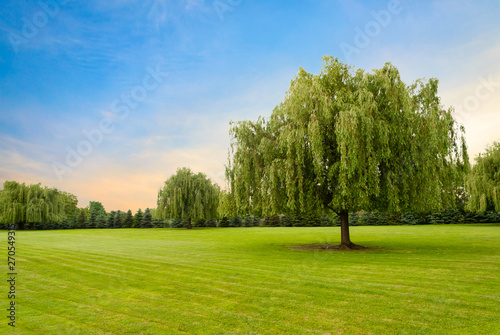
[
  {"xmin": 262, "ymin": 216, "xmax": 280, "ymax": 227},
  {"xmin": 219, "ymin": 216, "xmax": 229, "ymax": 227},
  {"xmin": 229, "ymin": 216, "xmax": 242, "ymax": 227},
  {"xmin": 205, "ymin": 219, "xmax": 217, "ymax": 227},
  {"xmin": 193, "ymin": 219, "xmax": 206, "ymax": 227}
]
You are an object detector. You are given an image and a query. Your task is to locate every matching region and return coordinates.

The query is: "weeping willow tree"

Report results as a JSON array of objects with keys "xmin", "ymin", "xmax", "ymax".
[
  {"xmin": 0, "ymin": 180, "xmax": 78, "ymax": 228},
  {"xmin": 466, "ymin": 142, "xmax": 500, "ymax": 212},
  {"xmin": 218, "ymin": 189, "xmax": 237, "ymax": 219},
  {"xmin": 227, "ymin": 56, "xmax": 469, "ymax": 249},
  {"xmin": 157, "ymin": 167, "xmax": 220, "ymax": 229}
]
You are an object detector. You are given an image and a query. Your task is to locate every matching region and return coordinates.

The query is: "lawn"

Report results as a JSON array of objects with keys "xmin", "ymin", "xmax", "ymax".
[{"xmin": 6, "ymin": 225, "xmax": 500, "ymax": 334}]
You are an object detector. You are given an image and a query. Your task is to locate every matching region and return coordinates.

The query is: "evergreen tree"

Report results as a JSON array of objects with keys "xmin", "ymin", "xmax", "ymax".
[
  {"xmin": 69, "ymin": 212, "xmax": 77, "ymax": 229},
  {"xmin": 123, "ymin": 210, "xmax": 133, "ymax": 228},
  {"xmin": 107, "ymin": 211, "xmax": 116, "ymax": 228},
  {"xmin": 133, "ymin": 209, "xmax": 143, "ymax": 228},
  {"xmin": 114, "ymin": 210, "xmax": 123, "ymax": 228},
  {"xmin": 97, "ymin": 212, "xmax": 107, "ymax": 229},
  {"xmin": 76, "ymin": 209, "xmax": 87, "ymax": 229},
  {"xmin": 88, "ymin": 201, "xmax": 106, "ymax": 229},
  {"xmin": 59, "ymin": 218, "xmax": 69, "ymax": 229},
  {"xmin": 242, "ymin": 214, "xmax": 253, "ymax": 227},
  {"xmin": 228, "ymin": 216, "xmax": 242, "ymax": 227},
  {"xmin": 219, "ymin": 216, "xmax": 229, "ymax": 227},
  {"xmin": 142, "ymin": 208, "xmax": 153, "ymax": 228},
  {"xmin": 205, "ymin": 218, "xmax": 217, "ymax": 227}
]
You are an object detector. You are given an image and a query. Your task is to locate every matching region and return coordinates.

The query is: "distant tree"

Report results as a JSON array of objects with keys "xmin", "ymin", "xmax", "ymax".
[
  {"xmin": 76, "ymin": 209, "xmax": 87, "ymax": 229},
  {"xmin": 62, "ymin": 191, "xmax": 78, "ymax": 220},
  {"xmin": 114, "ymin": 210, "xmax": 123, "ymax": 228},
  {"xmin": 88, "ymin": 201, "xmax": 106, "ymax": 229},
  {"xmin": 142, "ymin": 208, "xmax": 154, "ymax": 228},
  {"xmin": 157, "ymin": 167, "xmax": 220, "ymax": 229},
  {"xmin": 69, "ymin": 211, "xmax": 77, "ymax": 229},
  {"xmin": 0, "ymin": 181, "xmax": 78, "ymax": 227},
  {"xmin": 133, "ymin": 209, "xmax": 143, "ymax": 228},
  {"xmin": 107, "ymin": 211, "xmax": 116, "ymax": 228},
  {"xmin": 227, "ymin": 57, "xmax": 469, "ymax": 248},
  {"xmin": 466, "ymin": 142, "xmax": 500, "ymax": 212},
  {"xmin": 97, "ymin": 212, "xmax": 107, "ymax": 229},
  {"xmin": 150, "ymin": 208, "xmax": 158, "ymax": 220},
  {"xmin": 123, "ymin": 210, "xmax": 134, "ymax": 228},
  {"xmin": 218, "ymin": 189, "xmax": 237, "ymax": 219},
  {"xmin": 59, "ymin": 218, "xmax": 69, "ymax": 229}
]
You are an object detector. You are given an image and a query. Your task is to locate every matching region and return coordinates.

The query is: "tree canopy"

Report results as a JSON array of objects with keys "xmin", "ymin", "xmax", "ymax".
[
  {"xmin": 157, "ymin": 167, "xmax": 220, "ymax": 228},
  {"xmin": 466, "ymin": 141, "xmax": 500, "ymax": 212},
  {"xmin": 226, "ymin": 56, "xmax": 469, "ymax": 248},
  {"xmin": 88, "ymin": 201, "xmax": 106, "ymax": 229},
  {"xmin": 0, "ymin": 180, "xmax": 78, "ymax": 227}
]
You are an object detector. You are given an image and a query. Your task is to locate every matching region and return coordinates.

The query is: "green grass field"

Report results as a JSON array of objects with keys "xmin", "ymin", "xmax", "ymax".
[{"xmin": 6, "ymin": 225, "xmax": 500, "ymax": 334}]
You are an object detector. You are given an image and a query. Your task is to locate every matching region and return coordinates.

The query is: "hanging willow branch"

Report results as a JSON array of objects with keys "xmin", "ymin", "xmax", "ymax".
[
  {"xmin": 0, "ymin": 181, "xmax": 78, "ymax": 225},
  {"xmin": 226, "ymin": 56, "xmax": 469, "ymax": 247},
  {"xmin": 157, "ymin": 167, "xmax": 220, "ymax": 223}
]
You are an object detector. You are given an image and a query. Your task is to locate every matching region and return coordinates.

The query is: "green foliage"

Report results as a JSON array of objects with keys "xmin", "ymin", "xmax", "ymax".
[
  {"xmin": 242, "ymin": 214, "xmax": 259, "ymax": 227},
  {"xmin": 219, "ymin": 216, "xmax": 229, "ymax": 227},
  {"xmin": 88, "ymin": 201, "xmax": 106, "ymax": 229},
  {"xmin": 171, "ymin": 218, "xmax": 189, "ymax": 228},
  {"xmin": 76, "ymin": 209, "xmax": 87, "ymax": 229},
  {"xmin": 218, "ymin": 189, "xmax": 237, "ymax": 218},
  {"xmin": 466, "ymin": 141, "xmax": 500, "ymax": 212},
  {"xmin": 320, "ymin": 214, "xmax": 332, "ymax": 227},
  {"xmin": 401, "ymin": 213, "xmax": 422, "ymax": 225},
  {"xmin": 69, "ymin": 212, "xmax": 77, "ymax": 229},
  {"xmin": 426, "ymin": 209, "xmax": 462, "ymax": 225},
  {"xmin": 133, "ymin": 209, "xmax": 143, "ymax": 228},
  {"xmin": 114, "ymin": 210, "xmax": 123, "ymax": 228},
  {"xmin": 0, "ymin": 180, "xmax": 78, "ymax": 226},
  {"xmin": 193, "ymin": 218, "xmax": 206, "ymax": 227},
  {"xmin": 107, "ymin": 211, "xmax": 116, "ymax": 228},
  {"xmin": 228, "ymin": 216, "xmax": 242, "ymax": 227},
  {"xmin": 97, "ymin": 212, "xmax": 107, "ymax": 229},
  {"xmin": 205, "ymin": 218, "xmax": 217, "ymax": 227},
  {"xmin": 226, "ymin": 57, "xmax": 469, "ymax": 244},
  {"xmin": 280, "ymin": 215, "xmax": 294, "ymax": 227},
  {"xmin": 462, "ymin": 211, "xmax": 500, "ymax": 224},
  {"xmin": 157, "ymin": 167, "xmax": 220, "ymax": 223},
  {"xmin": 157, "ymin": 219, "xmax": 170, "ymax": 228},
  {"xmin": 59, "ymin": 218, "xmax": 69, "ymax": 229},
  {"xmin": 142, "ymin": 208, "xmax": 154, "ymax": 228},
  {"xmin": 123, "ymin": 210, "xmax": 133, "ymax": 228},
  {"xmin": 262, "ymin": 215, "xmax": 280, "ymax": 227}
]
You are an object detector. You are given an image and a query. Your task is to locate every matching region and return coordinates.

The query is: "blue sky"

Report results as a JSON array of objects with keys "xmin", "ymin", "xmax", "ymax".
[{"xmin": 1, "ymin": 0, "xmax": 499, "ymax": 211}]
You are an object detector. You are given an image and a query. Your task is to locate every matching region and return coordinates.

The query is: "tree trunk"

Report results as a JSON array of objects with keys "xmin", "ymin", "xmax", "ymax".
[
  {"xmin": 187, "ymin": 218, "xmax": 192, "ymax": 229},
  {"xmin": 339, "ymin": 210, "xmax": 353, "ymax": 248},
  {"xmin": 338, "ymin": 210, "xmax": 367, "ymax": 250}
]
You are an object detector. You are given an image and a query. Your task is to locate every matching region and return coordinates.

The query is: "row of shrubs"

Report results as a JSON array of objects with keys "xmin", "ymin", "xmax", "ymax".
[
  {"xmin": 260, "ymin": 210, "xmax": 500, "ymax": 227},
  {"xmin": 2, "ymin": 210, "xmax": 499, "ymax": 230}
]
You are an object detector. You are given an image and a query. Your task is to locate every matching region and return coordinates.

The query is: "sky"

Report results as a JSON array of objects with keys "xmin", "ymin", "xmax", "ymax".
[{"xmin": 0, "ymin": 0, "xmax": 499, "ymax": 212}]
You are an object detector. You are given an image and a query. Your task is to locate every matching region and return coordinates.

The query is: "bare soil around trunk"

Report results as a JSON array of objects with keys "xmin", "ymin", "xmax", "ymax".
[{"xmin": 290, "ymin": 243, "xmax": 375, "ymax": 251}]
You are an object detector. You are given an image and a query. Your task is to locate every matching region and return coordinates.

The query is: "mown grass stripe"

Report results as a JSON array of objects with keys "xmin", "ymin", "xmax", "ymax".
[{"xmin": 8, "ymin": 225, "xmax": 500, "ymax": 334}]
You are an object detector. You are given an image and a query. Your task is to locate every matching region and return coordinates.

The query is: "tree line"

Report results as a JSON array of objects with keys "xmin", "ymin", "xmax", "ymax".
[{"xmin": 1, "ymin": 58, "xmax": 499, "ymax": 236}]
